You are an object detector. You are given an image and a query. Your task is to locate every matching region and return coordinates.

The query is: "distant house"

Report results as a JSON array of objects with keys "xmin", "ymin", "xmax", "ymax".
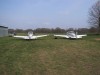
[{"xmin": 0, "ymin": 26, "xmax": 8, "ymax": 37}]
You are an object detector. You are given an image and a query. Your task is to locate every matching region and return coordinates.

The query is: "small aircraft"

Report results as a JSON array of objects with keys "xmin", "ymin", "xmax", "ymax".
[
  {"xmin": 13, "ymin": 31, "xmax": 48, "ymax": 40},
  {"xmin": 54, "ymin": 31, "xmax": 87, "ymax": 39}
]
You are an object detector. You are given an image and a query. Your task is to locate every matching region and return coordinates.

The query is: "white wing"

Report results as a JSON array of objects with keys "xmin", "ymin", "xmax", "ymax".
[
  {"xmin": 30, "ymin": 35, "xmax": 47, "ymax": 39},
  {"xmin": 74, "ymin": 34, "xmax": 87, "ymax": 39},
  {"xmin": 54, "ymin": 35, "xmax": 69, "ymax": 38},
  {"xmin": 75, "ymin": 35, "xmax": 82, "ymax": 39},
  {"xmin": 14, "ymin": 35, "xmax": 47, "ymax": 40},
  {"xmin": 54, "ymin": 35, "xmax": 82, "ymax": 39},
  {"xmin": 14, "ymin": 36, "xmax": 29, "ymax": 39},
  {"xmin": 77, "ymin": 34, "xmax": 87, "ymax": 37}
]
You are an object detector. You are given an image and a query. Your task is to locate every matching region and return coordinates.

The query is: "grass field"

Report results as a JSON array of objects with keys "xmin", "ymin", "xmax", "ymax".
[{"xmin": 0, "ymin": 35, "xmax": 100, "ymax": 75}]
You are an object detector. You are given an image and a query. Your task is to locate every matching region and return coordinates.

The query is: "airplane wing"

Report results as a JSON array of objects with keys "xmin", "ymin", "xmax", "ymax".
[
  {"xmin": 31, "ymin": 35, "xmax": 48, "ymax": 39},
  {"xmin": 77, "ymin": 34, "xmax": 87, "ymax": 37},
  {"xmin": 75, "ymin": 34, "xmax": 87, "ymax": 39},
  {"xmin": 74, "ymin": 36, "xmax": 82, "ymax": 39},
  {"xmin": 14, "ymin": 36, "xmax": 29, "ymax": 39},
  {"xmin": 54, "ymin": 35, "xmax": 68, "ymax": 38}
]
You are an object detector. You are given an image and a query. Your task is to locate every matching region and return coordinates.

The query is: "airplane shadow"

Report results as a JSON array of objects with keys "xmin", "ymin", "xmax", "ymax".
[
  {"xmin": 54, "ymin": 37, "xmax": 82, "ymax": 40},
  {"xmin": 13, "ymin": 38, "xmax": 45, "ymax": 41}
]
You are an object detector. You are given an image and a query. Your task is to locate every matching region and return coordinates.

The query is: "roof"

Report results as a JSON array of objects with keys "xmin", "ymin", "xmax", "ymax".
[{"xmin": 0, "ymin": 26, "xmax": 8, "ymax": 28}]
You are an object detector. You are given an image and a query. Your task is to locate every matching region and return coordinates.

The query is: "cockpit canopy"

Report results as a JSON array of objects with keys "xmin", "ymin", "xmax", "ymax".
[
  {"xmin": 28, "ymin": 31, "xmax": 33, "ymax": 36},
  {"xmin": 67, "ymin": 31, "xmax": 76, "ymax": 37}
]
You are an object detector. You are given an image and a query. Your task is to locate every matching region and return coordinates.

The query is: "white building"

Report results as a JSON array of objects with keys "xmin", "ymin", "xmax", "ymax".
[{"xmin": 0, "ymin": 26, "xmax": 8, "ymax": 37}]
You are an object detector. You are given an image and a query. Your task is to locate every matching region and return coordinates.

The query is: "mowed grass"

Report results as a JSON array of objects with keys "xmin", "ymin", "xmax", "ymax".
[{"xmin": 0, "ymin": 35, "xmax": 100, "ymax": 75}]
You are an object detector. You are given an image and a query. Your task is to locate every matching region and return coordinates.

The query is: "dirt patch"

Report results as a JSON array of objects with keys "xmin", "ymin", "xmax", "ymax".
[{"xmin": 95, "ymin": 38, "xmax": 100, "ymax": 40}]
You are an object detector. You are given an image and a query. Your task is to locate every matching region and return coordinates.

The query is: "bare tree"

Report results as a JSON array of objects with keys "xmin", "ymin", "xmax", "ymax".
[{"xmin": 88, "ymin": 0, "xmax": 100, "ymax": 33}]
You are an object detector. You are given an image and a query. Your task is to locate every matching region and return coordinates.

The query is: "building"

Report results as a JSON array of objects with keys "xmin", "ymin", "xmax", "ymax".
[{"xmin": 0, "ymin": 26, "xmax": 8, "ymax": 37}]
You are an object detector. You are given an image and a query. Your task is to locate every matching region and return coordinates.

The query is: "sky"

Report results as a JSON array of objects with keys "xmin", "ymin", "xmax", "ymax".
[{"xmin": 0, "ymin": 0, "xmax": 98, "ymax": 29}]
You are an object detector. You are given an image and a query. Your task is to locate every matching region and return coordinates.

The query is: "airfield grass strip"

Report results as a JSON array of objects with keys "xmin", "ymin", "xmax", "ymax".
[{"xmin": 0, "ymin": 36, "xmax": 100, "ymax": 75}]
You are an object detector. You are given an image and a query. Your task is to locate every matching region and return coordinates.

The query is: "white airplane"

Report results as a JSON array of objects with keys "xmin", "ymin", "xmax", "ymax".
[
  {"xmin": 13, "ymin": 31, "xmax": 48, "ymax": 40},
  {"xmin": 54, "ymin": 31, "xmax": 87, "ymax": 39}
]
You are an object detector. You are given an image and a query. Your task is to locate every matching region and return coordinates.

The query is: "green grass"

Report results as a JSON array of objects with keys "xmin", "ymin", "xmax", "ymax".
[{"xmin": 0, "ymin": 35, "xmax": 100, "ymax": 75}]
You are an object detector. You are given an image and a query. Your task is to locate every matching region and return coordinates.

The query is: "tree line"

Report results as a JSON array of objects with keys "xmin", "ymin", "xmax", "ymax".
[{"xmin": 8, "ymin": 27, "xmax": 98, "ymax": 34}]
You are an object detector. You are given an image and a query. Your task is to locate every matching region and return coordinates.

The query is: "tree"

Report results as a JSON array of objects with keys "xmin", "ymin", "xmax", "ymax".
[
  {"xmin": 89, "ymin": 27, "xmax": 97, "ymax": 33},
  {"xmin": 88, "ymin": 0, "xmax": 100, "ymax": 33}
]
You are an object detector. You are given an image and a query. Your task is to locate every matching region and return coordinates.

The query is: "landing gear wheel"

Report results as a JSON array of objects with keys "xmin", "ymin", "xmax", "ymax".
[{"xmin": 55, "ymin": 37, "xmax": 57, "ymax": 39}]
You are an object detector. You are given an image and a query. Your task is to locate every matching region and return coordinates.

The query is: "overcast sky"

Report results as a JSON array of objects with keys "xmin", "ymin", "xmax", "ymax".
[{"xmin": 0, "ymin": 0, "xmax": 98, "ymax": 29}]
